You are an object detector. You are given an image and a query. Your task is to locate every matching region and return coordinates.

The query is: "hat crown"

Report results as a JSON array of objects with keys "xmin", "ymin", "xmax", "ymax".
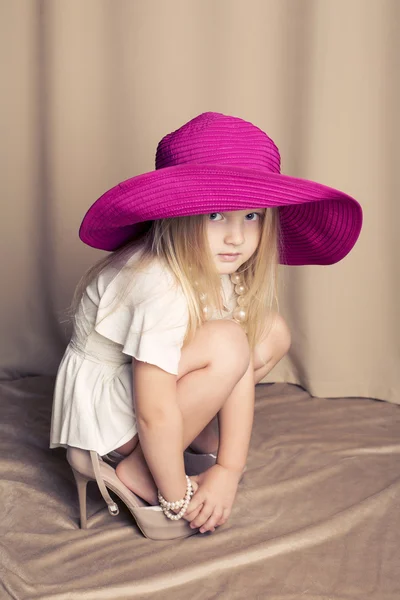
[{"xmin": 155, "ymin": 112, "xmax": 281, "ymax": 174}]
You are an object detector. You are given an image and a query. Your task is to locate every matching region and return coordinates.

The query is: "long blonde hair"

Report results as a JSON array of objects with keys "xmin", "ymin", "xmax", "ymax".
[{"xmin": 70, "ymin": 209, "xmax": 282, "ymax": 352}]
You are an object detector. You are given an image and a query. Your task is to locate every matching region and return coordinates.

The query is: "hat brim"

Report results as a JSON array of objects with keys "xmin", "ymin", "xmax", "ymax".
[{"xmin": 79, "ymin": 164, "xmax": 363, "ymax": 265}]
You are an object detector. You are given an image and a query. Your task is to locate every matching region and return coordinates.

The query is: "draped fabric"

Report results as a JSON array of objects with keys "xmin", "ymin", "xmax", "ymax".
[
  {"xmin": 2, "ymin": 0, "xmax": 398, "ymax": 402},
  {"xmin": 1, "ymin": 378, "xmax": 399, "ymax": 599},
  {"xmin": 1, "ymin": 1, "xmax": 399, "ymax": 598}
]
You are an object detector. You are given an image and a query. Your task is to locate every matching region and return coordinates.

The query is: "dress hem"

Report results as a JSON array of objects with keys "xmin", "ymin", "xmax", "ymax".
[{"xmin": 49, "ymin": 425, "xmax": 138, "ymax": 456}]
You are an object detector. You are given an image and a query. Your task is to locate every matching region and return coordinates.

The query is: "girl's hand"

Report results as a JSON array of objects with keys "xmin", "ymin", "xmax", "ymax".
[{"xmin": 183, "ymin": 464, "xmax": 241, "ymax": 533}]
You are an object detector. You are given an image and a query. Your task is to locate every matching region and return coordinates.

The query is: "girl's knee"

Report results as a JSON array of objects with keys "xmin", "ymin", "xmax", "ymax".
[{"xmin": 205, "ymin": 319, "xmax": 250, "ymax": 375}]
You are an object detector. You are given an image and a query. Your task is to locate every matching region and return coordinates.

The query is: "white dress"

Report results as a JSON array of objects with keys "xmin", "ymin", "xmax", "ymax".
[{"xmin": 50, "ymin": 245, "xmax": 237, "ymax": 455}]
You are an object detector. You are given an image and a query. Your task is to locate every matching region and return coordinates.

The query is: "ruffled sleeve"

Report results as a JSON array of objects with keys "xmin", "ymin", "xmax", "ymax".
[{"xmin": 93, "ymin": 259, "xmax": 189, "ymax": 375}]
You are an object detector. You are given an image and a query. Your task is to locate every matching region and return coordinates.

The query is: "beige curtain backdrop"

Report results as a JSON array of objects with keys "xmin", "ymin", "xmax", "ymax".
[{"xmin": 1, "ymin": 0, "xmax": 399, "ymax": 403}]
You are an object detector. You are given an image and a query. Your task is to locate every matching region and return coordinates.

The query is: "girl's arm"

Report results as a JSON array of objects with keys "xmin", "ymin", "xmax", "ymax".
[
  {"xmin": 133, "ymin": 359, "xmax": 188, "ymax": 502},
  {"xmin": 216, "ymin": 355, "xmax": 255, "ymax": 474},
  {"xmin": 183, "ymin": 358, "xmax": 255, "ymax": 532}
]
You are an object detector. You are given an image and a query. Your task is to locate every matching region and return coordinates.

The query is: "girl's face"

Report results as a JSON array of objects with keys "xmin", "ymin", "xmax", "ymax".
[{"xmin": 206, "ymin": 209, "xmax": 266, "ymax": 274}]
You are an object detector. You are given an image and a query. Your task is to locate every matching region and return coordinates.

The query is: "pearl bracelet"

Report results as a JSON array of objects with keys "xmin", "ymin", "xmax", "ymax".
[{"xmin": 157, "ymin": 475, "xmax": 194, "ymax": 521}]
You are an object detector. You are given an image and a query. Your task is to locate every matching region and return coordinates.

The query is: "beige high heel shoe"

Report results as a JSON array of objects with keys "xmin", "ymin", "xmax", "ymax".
[{"xmin": 66, "ymin": 447, "xmax": 199, "ymax": 541}]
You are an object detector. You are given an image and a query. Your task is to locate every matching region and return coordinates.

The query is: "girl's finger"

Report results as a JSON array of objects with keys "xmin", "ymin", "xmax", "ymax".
[
  {"xmin": 215, "ymin": 507, "xmax": 230, "ymax": 527},
  {"xmin": 198, "ymin": 509, "xmax": 224, "ymax": 533},
  {"xmin": 184, "ymin": 504, "xmax": 203, "ymax": 523},
  {"xmin": 190, "ymin": 503, "xmax": 214, "ymax": 530},
  {"xmin": 186, "ymin": 492, "xmax": 204, "ymax": 513}
]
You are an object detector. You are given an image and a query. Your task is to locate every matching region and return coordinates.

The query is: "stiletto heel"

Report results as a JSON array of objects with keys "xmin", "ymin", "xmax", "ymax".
[
  {"xmin": 66, "ymin": 447, "xmax": 199, "ymax": 540},
  {"xmin": 70, "ymin": 467, "xmax": 90, "ymax": 529}
]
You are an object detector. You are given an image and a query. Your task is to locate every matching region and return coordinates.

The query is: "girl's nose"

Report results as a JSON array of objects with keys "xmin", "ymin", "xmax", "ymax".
[{"xmin": 224, "ymin": 224, "xmax": 245, "ymax": 245}]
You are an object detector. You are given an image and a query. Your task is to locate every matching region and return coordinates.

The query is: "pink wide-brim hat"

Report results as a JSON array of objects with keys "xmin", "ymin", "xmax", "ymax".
[{"xmin": 79, "ymin": 112, "xmax": 363, "ymax": 266}]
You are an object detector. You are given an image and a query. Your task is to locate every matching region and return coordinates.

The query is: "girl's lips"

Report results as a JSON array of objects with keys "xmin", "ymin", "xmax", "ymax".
[{"xmin": 218, "ymin": 253, "xmax": 240, "ymax": 261}]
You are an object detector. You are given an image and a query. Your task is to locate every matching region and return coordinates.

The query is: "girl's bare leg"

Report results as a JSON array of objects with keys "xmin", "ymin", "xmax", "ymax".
[
  {"xmin": 115, "ymin": 315, "xmax": 291, "ymax": 504},
  {"xmin": 188, "ymin": 415, "xmax": 219, "ymax": 454},
  {"xmin": 183, "ymin": 313, "xmax": 292, "ymax": 454},
  {"xmin": 115, "ymin": 320, "xmax": 250, "ymax": 502}
]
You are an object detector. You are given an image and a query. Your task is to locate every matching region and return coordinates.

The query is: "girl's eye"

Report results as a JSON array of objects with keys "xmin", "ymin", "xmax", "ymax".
[
  {"xmin": 245, "ymin": 212, "xmax": 262, "ymax": 221},
  {"xmin": 209, "ymin": 213, "xmax": 222, "ymax": 221}
]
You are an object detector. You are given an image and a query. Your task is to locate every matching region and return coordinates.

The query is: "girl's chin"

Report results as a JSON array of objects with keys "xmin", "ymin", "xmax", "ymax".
[{"xmin": 216, "ymin": 267, "xmax": 239, "ymax": 276}]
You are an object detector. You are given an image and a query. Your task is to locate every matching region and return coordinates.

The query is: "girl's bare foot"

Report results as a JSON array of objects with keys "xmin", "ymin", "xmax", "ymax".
[
  {"xmin": 115, "ymin": 444, "xmax": 159, "ymax": 506},
  {"xmin": 115, "ymin": 445, "xmax": 201, "ymax": 523}
]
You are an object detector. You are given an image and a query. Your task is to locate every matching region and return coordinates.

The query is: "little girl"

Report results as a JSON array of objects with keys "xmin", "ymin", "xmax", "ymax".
[{"xmin": 50, "ymin": 111, "xmax": 363, "ymax": 540}]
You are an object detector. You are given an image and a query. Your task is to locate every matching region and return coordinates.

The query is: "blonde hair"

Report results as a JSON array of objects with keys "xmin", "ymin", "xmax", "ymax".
[{"xmin": 70, "ymin": 209, "xmax": 282, "ymax": 352}]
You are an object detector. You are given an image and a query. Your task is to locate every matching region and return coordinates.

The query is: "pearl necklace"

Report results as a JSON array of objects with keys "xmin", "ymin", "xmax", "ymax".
[{"xmin": 196, "ymin": 272, "xmax": 249, "ymax": 330}]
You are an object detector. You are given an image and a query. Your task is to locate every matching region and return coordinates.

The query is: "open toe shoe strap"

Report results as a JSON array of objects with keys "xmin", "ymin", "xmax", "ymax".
[{"xmin": 90, "ymin": 450, "xmax": 119, "ymax": 515}]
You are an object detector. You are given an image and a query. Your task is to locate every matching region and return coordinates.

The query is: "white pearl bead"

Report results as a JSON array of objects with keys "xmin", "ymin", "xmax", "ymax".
[
  {"xmin": 230, "ymin": 272, "xmax": 242, "ymax": 284},
  {"xmin": 233, "ymin": 306, "xmax": 247, "ymax": 322},
  {"xmin": 237, "ymin": 295, "xmax": 247, "ymax": 307},
  {"xmin": 234, "ymin": 283, "xmax": 247, "ymax": 295}
]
